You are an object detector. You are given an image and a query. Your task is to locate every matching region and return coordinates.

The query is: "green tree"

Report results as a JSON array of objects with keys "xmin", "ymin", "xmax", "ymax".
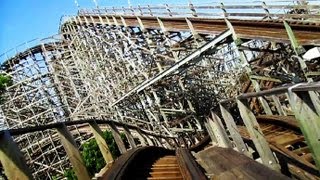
[
  {"xmin": 64, "ymin": 168, "xmax": 77, "ymax": 180},
  {"xmin": 64, "ymin": 130, "xmax": 129, "ymax": 179},
  {"xmin": 0, "ymin": 73, "xmax": 12, "ymax": 104}
]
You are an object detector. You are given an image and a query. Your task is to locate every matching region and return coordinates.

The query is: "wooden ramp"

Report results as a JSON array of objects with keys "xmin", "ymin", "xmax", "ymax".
[{"xmin": 195, "ymin": 146, "xmax": 289, "ymax": 180}]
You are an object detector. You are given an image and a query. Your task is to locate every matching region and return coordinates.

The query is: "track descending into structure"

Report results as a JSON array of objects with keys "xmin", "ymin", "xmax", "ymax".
[
  {"xmin": 237, "ymin": 115, "xmax": 320, "ymax": 178},
  {"xmin": 0, "ymin": 1, "xmax": 320, "ymax": 179},
  {"xmin": 101, "ymin": 146, "xmax": 206, "ymax": 180}
]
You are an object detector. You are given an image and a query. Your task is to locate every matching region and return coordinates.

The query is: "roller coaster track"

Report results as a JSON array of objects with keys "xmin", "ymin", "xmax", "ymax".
[
  {"xmin": 237, "ymin": 115, "xmax": 320, "ymax": 178},
  {"xmin": 1, "ymin": 1, "xmax": 320, "ymax": 179},
  {"xmin": 76, "ymin": 15, "xmax": 320, "ymax": 45},
  {"xmin": 100, "ymin": 146, "xmax": 207, "ymax": 180}
]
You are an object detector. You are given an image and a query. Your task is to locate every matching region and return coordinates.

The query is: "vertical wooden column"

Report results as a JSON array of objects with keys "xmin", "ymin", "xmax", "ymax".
[
  {"xmin": 109, "ymin": 122, "xmax": 127, "ymax": 154},
  {"xmin": 288, "ymin": 90, "xmax": 320, "ymax": 169},
  {"xmin": 144, "ymin": 134, "xmax": 155, "ymax": 146},
  {"xmin": 237, "ymin": 99, "xmax": 280, "ymax": 171},
  {"xmin": 164, "ymin": 138, "xmax": 173, "ymax": 149},
  {"xmin": 204, "ymin": 120, "xmax": 218, "ymax": 146},
  {"xmin": 271, "ymin": 95, "xmax": 286, "ymax": 116},
  {"xmin": 56, "ymin": 124, "xmax": 90, "ymax": 180},
  {"xmin": 206, "ymin": 113, "xmax": 232, "ymax": 148},
  {"xmin": 219, "ymin": 103, "xmax": 251, "ymax": 157},
  {"xmin": 225, "ymin": 18, "xmax": 272, "ymax": 115},
  {"xmin": 171, "ymin": 137, "xmax": 180, "ymax": 148},
  {"xmin": 135, "ymin": 130, "xmax": 147, "ymax": 146},
  {"xmin": 123, "ymin": 126, "xmax": 137, "ymax": 149},
  {"xmin": 0, "ymin": 130, "xmax": 33, "ymax": 180},
  {"xmin": 89, "ymin": 121, "xmax": 114, "ymax": 164},
  {"xmin": 153, "ymin": 137, "xmax": 163, "ymax": 147}
]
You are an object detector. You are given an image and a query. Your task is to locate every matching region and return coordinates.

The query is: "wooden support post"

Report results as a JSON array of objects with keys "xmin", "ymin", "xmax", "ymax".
[
  {"xmin": 145, "ymin": 135, "xmax": 154, "ymax": 146},
  {"xmin": 204, "ymin": 121, "xmax": 218, "ymax": 146},
  {"xmin": 109, "ymin": 122, "xmax": 127, "ymax": 154},
  {"xmin": 154, "ymin": 137, "xmax": 163, "ymax": 147},
  {"xmin": 123, "ymin": 125, "xmax": 137, "ymax": 149},
  {"xmin": 172, "ymin": 138, "xmax": 180, "ymax": 148},
  {"xmin": 206, "ymin": 113, "xmax": 232, "ymax": 148},
  {"xmin": 0, "ymin": 130, "xmax": 33, "ymax": 180},
  {"xmin": 225, "ymin": 18, "xmax": 273, "ymax": 115},
  {"xmin": 284, "ymin": 21, "xmax": 320, "ymax": 116},
  {"xmin": 288, "ymin": 90, "xmax": 320, "ymax": 169},
  {"xmin": 283, "ymin": 21, "xmax": 305, "ymax": 55},
  {"xmin": 271, "ymin": 95, "xmax": 286, "ymax": 116},
  {"xmin": 237, "ymin": 99, "xmax": 280, "ymax": 171},
  {"xmin": 179, "ymin": 135, "xmax": 188, "ymax": 148},
  {"xmin": 136, "ymin": 130, "xmax": 147, "ymax": 146},
  {"xmin": 219, "ymin": 104, "xmax": 251, "ymax": 157},
  {"xmin": 164, "ymin": 138, "xmax": 173, "ymax": 149},
  {"xmin": 56, "ymin": 125, "xmax": 90, "ymax": 180},
  {"xmin": 89, "ymin": 121, "xmax": 114, "ymax": 164}
]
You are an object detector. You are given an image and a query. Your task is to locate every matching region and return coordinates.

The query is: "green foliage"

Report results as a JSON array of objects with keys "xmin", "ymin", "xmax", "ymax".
[
  {"xmin": 81, "ymin": 137, "xmax": 106, "ymax": 176},
  {"xmin": 64, "ymin": 168, "xmax": 77, "ymax": 180},
  {"xmin": 63, "ymin": 130, "xmax": 129, "ymax": 178},
  {"xmin": 0, "ymin": 74, "xmax": 12, "ymax": 91},
  {"xmin": 0, "ymin": 74, "xmax": 12, "ymax": 104}
]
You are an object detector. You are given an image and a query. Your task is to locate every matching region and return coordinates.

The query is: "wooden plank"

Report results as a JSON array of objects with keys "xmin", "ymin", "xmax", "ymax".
[
  {"xmin": 0, "ymin": 130, "xmax": 33, "ymax": 180},
  {"xmin": 237, "ymin": 99, "xmax": 280, "ymax": 171},
  {"xmin": 89, "ymin": 121, "xmax": 114, "ymax": 164},
  {"xmin": 196, "ymin": 146, "xmax": 289, "ymax": 180},
  {"xmin": 109, "ymin": 122, "xmax": 127, "ymax": 154},
  {"xmin": 207, "ymin": 113, "xmax": 232, "ymax": 148},
  {"xmin": 135, "ymin": 129, "xmax": 147, "ymax": 146},
  {"xmin": 123, "ymin": 125, "xmax": 137, "ymax": 149},
  {"xmin": 219, "ymin": 104, "xmax": 251, "ymax": 156},
  {"xmin": 204, "ymin": 121, "xmax": 218, "ymax": 145},
  {"xmin": 288, "ymin": 91, "xmax": 320, "ymax": 169},
  {"xmin": 56, "ymin": 124, "xmax": 90, "ymax": 180}
]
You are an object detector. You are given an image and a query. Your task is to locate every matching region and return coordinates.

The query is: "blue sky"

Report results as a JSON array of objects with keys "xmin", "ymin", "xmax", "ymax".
[{"xmin": 0, "ymin": 0, "xmax": 194, "ymax": 59}]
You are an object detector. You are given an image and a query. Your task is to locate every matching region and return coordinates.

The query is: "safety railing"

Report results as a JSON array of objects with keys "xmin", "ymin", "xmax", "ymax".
[
  {"xmin": 205, "ymin": 82, "xmax": 320, "ymax": 175},
  {"xmin": 78, "ymin": 1, "xmax": 320, "ymax": 21}
]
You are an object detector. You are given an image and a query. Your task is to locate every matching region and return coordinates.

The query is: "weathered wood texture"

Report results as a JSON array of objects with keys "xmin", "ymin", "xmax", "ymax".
[
  {"xmin": 89, "ymin": 121, "xmax": 114, "ymax": 164},
  {"xmin": 195, "ymin": 146, "xmax": 289, "ymax": 180},
  {"xmin": 0, "ymin": 131, "xmax": 33, "ymax": 180},
  {"xmin": 56, "ymin": 125, "xmax": 90, "ymax": 180},
  {"xmin": 109, "ymin": 122, "xmax": 127, "ymax": 154}
]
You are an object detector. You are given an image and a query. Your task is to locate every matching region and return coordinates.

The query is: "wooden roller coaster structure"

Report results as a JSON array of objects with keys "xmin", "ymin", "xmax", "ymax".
[{"xmin": 0, "ymin": 0, "xmax": 320, "ymax": 179}]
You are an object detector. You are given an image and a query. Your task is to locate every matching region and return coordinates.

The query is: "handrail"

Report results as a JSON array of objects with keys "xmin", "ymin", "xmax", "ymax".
[
  {"xmin": 0, "ymin": 119, "xmax": 175, "ymax": 139},
  {"xmin": 78, "ymin": 1, "xmax": 320, "ymax": 22},
  {"xmin": 219, "ymin": 82, "xmax": 320, "ymax": 104},
  {"xmin": 176, "ymin": 148, "xmax": 207, "ymax": 180}
]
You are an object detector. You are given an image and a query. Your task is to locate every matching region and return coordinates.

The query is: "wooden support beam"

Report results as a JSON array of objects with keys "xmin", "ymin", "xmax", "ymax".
[
  {"xmin": 283, "ymin": 21, "xmax": 305, "ymax": 55},
  {"xmin": 89, "ymin": 121, "xmax": 114, "ymax": 164},
  {"xmin": 123, "ymin": 125, "xmax": 137, "ymax": 149},
  {"xmin": 236, "ymin": 99, "xmax": 280, "ymax": 171},
  {"xmin": 219, "ymin": 104, "xmax": 251, "ymax": 157},
  {"xmin": 164, "ymin": 138, "xmax": 174, "ymax": 149},
  {"xmin": 0, "ymin": 130, "xmax": 33, "ymax": 180},
  {"xmin": 145, "ymin": 135, "xmax": 154, "ymax": 146},
  {"xmin": 271, "ymin": 95, "xmax": 286, "ymax": 116},
  {"xmin": 109, "ymin": 122, "xmax": 127, "ymax": 154},
  {"xmin": 206, "ymin": 112, "xmax": 232, "ymax": 148},
  {"xmin": 135, "ymin": 130, "xmax": 147, "ymax": 146},
  {"xmin": 56, "ymin": 124, "xmax": 90, "ymax": 180},
  {"xmin": 288, "ymin": 90, "xmax": 320, "ymax": 169},
  {"xmin": 225, "ymin": 18, "xmax": 273, "ymax": 115},
  {"xmin": 153, "ymin": 137, "xmax": 163, "ymax": 147},
  {"xmin": 204, "ymin": 121, "xmax": 218, "ymax": 146}
]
